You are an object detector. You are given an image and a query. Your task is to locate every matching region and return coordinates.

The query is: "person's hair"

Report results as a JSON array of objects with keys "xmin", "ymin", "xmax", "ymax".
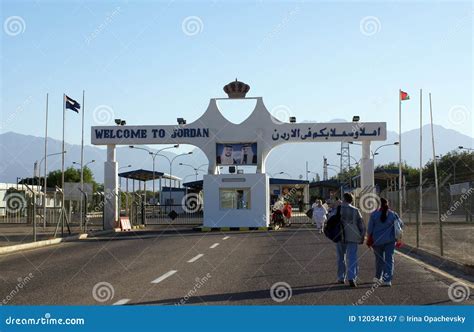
[
  {"xmin": 380, "ymin": 197, "xmax": 389, "ymax": 222},
  {"xmin": 343, "ymin": 193, "xmax": 353, "ymax": 203}
]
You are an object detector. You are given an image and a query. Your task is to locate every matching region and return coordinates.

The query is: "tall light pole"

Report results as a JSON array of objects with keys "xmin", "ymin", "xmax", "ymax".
[
  {"xmin": 179, "ymin": 163, "xmax": 208, "ymax": 181},
  {"xmin": 372, "ymin": 142, "xmax": 399, "ymax": 164},
  {"xmin": 166, "ymin": 152, "xmax": 193, "ymax": 202},
  {"xmin": 129, "ymin": 145, "xmax": 179, "ymax": 203}
]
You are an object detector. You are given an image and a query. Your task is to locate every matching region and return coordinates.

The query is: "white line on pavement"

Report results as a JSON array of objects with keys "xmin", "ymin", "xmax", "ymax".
[
  {"xmin": 210, "ymin": 243, "xmax": 220, "ymax": 249},
  {"xmin": 113, "ymin": 299, "xmax": 130, "ymax": 305},
  {"xmin": 187, "ymin": 254, "xmax": 204, "ymax": 263},
  {"xmin": 151, "ymin": 270, "xmax": 178, "ymax": 284},
  {"xmin": 222, "ymin": 236, "xmax": 230, "ymax": 240}
]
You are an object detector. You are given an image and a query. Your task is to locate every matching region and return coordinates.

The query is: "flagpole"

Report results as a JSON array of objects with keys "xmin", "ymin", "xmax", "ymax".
[
  {"xmin": 398, "ymin": 89, "xmax": 402, "ymax": 217},
  {"xmin": 429, "ymin": 93, "xmax": 443, "ymax": 256},
  {"xmin": 80, "ymin": 90, "xmax": 85, "ymax": 231},
  {"xmin": 61, "ymin": 93, "xmax": 66, "ymax": 237},
  {"xmin": 43, "ymin": 93, "xmax": 49, "ymax": 229},
  {"xmin": 419, "ymin": 89, "xmax": 423, "ymax": 229}
]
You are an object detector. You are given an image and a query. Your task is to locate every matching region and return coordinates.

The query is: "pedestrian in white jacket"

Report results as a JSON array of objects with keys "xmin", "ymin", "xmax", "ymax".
[{"xmin": 311, "ymin": 199, "xmax": 327, "ymax": 233}]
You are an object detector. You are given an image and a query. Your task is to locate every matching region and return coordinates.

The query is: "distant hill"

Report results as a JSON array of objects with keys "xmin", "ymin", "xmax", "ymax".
[{"xmin": 0, "ymin": 124, "xmax": 472, "ymax": 183}]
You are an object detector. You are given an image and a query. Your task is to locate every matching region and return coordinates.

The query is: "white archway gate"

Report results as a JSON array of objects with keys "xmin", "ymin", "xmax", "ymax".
[{"xmin": 92, "ymin": 94, "xmax": 386, "ymax": 229}]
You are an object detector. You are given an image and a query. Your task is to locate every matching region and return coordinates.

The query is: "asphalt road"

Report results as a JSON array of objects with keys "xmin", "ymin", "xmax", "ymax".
[{"xmin": 0, "ymin": 225, "xmax": 472, "ymax": 305}]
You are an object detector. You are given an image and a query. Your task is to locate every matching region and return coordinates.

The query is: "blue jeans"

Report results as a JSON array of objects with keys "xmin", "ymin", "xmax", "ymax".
[
  {"xmin": 336, "ymin": 242, "xmax": 359, "ymax": 281},
  {"xmin": 373, "ymin": 242, "xmax": 395, "ymax": 282}
]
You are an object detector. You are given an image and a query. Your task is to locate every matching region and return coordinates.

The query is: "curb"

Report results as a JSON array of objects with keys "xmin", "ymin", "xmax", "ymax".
[
  {"xmin": 193, "ymin": 226, "xmax": 273, "ymax": 232},
  {"xmin": 0, "ymin": 229, "xmax": 116, "ymax": 255},
  {"xmin": 396, "ymin": 244, "xmax": 474, "ymax": 284}
]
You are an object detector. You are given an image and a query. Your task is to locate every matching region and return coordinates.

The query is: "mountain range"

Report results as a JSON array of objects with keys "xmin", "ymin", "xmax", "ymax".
[{"xmin": 0, "ymin": 124, "xmax": 472, "ymax": 184}]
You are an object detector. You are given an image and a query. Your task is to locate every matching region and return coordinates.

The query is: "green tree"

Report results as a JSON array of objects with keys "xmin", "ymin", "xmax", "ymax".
[{"xmin": 47, "ymin": 166, "xmax": 98, "ymax": 190}]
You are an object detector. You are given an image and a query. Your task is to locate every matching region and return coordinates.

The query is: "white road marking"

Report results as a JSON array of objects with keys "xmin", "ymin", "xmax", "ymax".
[
  {"xmin": 113, "ymin": 299, "xmax": 130, "ymax": 305},
  {"xmin": 187, "ymin": 254, "xmax": 204, "ymax": 263},
  {"xmin": 210, "ymin": 243, "xmax": 220, "ymax": 249},
  {"xmin": 223, "ymin": 236, "xmax": 230, "ymax": 240},
  {"xmin": 151, "ymin": 270, "xmax": 178, "ymax": 284}
]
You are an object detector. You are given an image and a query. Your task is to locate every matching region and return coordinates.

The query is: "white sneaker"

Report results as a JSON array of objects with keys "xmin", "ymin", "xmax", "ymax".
[{"xmin": 382, "ymin": 281, "xmax": 392, "ymax": 287}]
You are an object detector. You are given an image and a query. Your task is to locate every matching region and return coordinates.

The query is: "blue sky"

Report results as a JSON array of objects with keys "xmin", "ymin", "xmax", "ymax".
[{"xmin": 1, "ymin": 0, "xmax": 472, "ymax": 149}]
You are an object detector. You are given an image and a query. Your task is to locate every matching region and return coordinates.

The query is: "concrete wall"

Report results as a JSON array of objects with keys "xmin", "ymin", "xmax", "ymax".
[{"xmin": 203, "ymin": 173, "xmax": 269, "ymax": 227}]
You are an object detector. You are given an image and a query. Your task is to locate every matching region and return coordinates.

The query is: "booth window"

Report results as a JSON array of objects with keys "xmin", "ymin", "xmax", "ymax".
[{"xmin": 219, "ymin": 189, "xmax": 251, "ymax": 209}]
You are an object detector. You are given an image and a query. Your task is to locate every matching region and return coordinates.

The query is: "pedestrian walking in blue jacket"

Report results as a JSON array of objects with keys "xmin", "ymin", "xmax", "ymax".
[{"xmin": 367, "ymin": 197, "xmax": 403, "ymax": 287}]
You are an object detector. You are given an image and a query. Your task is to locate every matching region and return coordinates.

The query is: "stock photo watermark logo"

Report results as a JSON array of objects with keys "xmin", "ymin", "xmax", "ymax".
[
  {"xmin": 359, "ymin": 16, "xmax": 381, "ymax": 36},
  {"xmin": 448, "ymin": 282, "xmax": 470, "ymax": 303},
  {"xmin": 181, "ymin": 193, "xmax": 203, "ymax": 213},
  {"xmin": 176, "ymin": 273, "xmax": 212, "ymax": 305},
  {"xmin": 93, "ymin": 105, "xmax": 115, "ymax": 125},
  {"xmin": 441, "ymin": 187, "xmax": 474, "ymax": 222},
  {"xmin": 1, "ymin": 273, "xmax": 34, "ymax": 305},
  {"xmin": 448, "ymin": 105, "xmax": 470, "ymax": 126},
  {"xmin": 92, "ymin": 281, "xmax": 115, "ymax": 303},
  {"xmin": 182, "ymin": 16, "xmax": 203, "ymax": 36},
  {"xmin": 270, "ymin": 105, "xmax": 292, "ymax": 125},
  {"xmin": 353, "ymin": 278, "xmax": 384, "ymax": 305},
  {"xmin": 270, "ymin": 281, "xmax": 292, "ymax": 303},
  {"xmin": 84, "ymin": 6, "xmax": 121, "ymax": 45},
  {"xmin": 258, "ymin": 6, "xmax": 300, "ymax": 53},
  {"xmin": 5, "ymin": 193, "xmax": 27, "ymax": 214},
  {"xmin": 357, "ymin": 186, "xmax": 380, "ymax": 213},
  {"xmin": 3, "ymin": 16, "xmax": 26, "ymax": 36}
]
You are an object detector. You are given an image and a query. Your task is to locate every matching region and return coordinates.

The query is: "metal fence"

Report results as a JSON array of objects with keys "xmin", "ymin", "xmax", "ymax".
[{"xmin": 382, "ymin": 183, "xmax": 474, "ymax": 265}]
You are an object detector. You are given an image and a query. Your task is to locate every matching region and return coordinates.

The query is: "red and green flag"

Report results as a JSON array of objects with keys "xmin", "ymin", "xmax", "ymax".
[{"xmin": 400, "ymin": 90, "xmax": 410, "ymax": 101}]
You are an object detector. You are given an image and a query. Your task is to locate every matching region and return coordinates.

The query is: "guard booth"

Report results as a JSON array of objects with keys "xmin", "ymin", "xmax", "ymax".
[{"xmin": 91, "ymin": 80, "xmax": 387, "ymax": 229}]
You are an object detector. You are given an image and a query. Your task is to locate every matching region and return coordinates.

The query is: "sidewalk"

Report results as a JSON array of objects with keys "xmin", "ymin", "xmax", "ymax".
[{"xmin": 0, "ymin": 222, "xmax": 104, "ymax": 247}]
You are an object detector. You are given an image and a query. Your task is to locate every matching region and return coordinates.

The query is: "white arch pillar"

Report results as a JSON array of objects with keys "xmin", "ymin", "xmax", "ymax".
[
  {"xmin": 104, "ymin": 144, "xmax": 118, "ymax": 229},
  {"xmin": 360, "ymin": 141, "xmax": 374, "ymax": 191}
]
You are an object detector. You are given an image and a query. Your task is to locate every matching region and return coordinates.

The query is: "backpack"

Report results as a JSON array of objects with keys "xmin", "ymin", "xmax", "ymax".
[
  {"xmin": 324, "ymin": 206, "xmax": 344, "ymax": 243},
  {"xmin": 393, "ymin": 213, "xmax": 403, "ymax": 241}
]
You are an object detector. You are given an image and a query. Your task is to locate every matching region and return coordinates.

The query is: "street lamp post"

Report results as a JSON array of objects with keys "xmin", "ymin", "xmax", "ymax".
[
  {"xmin": 372, "ymin": 142, "xmax": 399, "ymax": 164},
  {"xmin": 179, "ymin": 163, "xmax": 208, "ymax": 181},
  {"xmin": 129, "ymin": 145, "xmax": 179, "ymax": 204}
]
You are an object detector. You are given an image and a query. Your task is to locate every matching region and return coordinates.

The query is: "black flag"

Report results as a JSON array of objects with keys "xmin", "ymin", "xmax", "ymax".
[{"xmin": 65, "ymin": 95, "xmax": 80, "ymax": 113}]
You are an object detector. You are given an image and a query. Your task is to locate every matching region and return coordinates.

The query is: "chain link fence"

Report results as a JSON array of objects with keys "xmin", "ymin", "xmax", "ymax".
[{"xmin": 382, "ymin": 182, "xmax": 474, "ymax": 266}]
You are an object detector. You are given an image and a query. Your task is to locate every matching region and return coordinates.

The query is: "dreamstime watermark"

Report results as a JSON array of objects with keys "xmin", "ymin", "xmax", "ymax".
[
  {"xmin": 3, "ymin": 16, "xmax": 26, "ymax": 36},
  {"xmin": 441, "ymin": 187, "xmax": 474, "ymax": 222},
  {"xmin": 84, "ymin": 6, "xmax": 121, "ymax": 45},
  {"xmin": 4, "ymin": 313, "xmax": 85, "ymax": 326},
  {"xmin": 448, "ymin": 282, "xmax": 470, "ymax": 303},
  {"xmin": 359, "ymin": 16, "xmax": 381, "ymax": 36},
  {"xmin": 181, "ymin": 193, "xmax": 203, "ymax": 213},
  {"xmin": 92, "ymin": 281, "xmax": 115, "ymax": 303},
  {"xmin": 270, "ymin": 281, "xmax": 292, "ymax": 303},
  {"xmin": 4, "ymin": 192, "xmax": 27, "ymax": 214},
  {"xmin": 176, "ymin": 273, "xmax": 212, "ymax": 305},
  {"xmin": 182, "ymin": 16, "xmax": 203, "ymax": 36},
  {"xmin": 0, "ymin": 95, "xmax": 33, "ymax": 131},
  {"xmin": 258, "ymin": 6, "xmax": 300, "ymax": 52},
  {"xmin": 92, "ymin": 105, "xmax": 115, "ymax": 125},
  {"xmin": 1, "ymin": 273, "xmax": 34, "ymax": 305},
  {"xmin": 448, "ymin": 105, "xmax": 470, "ymax": 126},
  {"xmin": 353, "ymin": 278, "xmax": 384, "ymax": 305},
  {"xmin": 270, "ymin": 105, "xmax": 292, "ymax": 125}
]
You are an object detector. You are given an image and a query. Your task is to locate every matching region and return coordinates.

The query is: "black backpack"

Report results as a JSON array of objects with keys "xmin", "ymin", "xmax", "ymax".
[{"xmin": 324, "ymin": 206, "xmax": 344, "ymax": 243}]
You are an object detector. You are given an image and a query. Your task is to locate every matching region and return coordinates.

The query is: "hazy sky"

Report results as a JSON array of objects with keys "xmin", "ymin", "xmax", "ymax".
[{"xmin": 1, "ymin": 0, "xmax": 472, "ymax": 149}]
